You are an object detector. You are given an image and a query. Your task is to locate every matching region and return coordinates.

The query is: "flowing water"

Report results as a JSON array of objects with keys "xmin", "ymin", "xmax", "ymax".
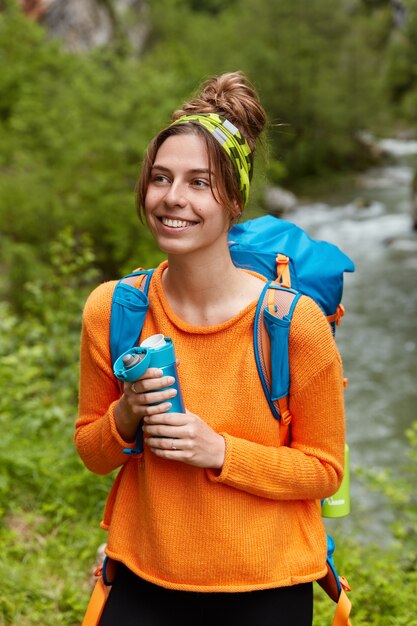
[{"xmin": 285, "ymin": 145, "xmax": 417, "ymax": 543}]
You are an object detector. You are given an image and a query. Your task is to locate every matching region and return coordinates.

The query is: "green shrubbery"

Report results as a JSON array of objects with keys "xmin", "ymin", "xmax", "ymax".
[
  {"xmin": 0, "ymin": 4, "xmax": 184, "ymax": 305},
  {"xmin": 315, "ymin": 426, "xmax": 417, "ymax": 625},
  {"xmin": 0, "ymin": 232, "xmax": 110, "ymax": 625}
]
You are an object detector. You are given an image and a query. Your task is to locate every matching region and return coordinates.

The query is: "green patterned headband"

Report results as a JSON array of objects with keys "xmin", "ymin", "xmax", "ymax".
[{"xmin": 171, "ymin": 113, "xmax": 252, "ymax": 208}]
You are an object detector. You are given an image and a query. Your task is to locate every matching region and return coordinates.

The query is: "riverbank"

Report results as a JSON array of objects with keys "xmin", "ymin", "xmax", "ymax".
[{"xmin": 284, "ymin": 145, "xmax": 417, "ymax": 545}]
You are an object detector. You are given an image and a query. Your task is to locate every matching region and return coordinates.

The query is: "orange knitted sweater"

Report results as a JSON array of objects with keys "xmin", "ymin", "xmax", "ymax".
[{"xmin": 76, "ymin": 261, "xmax": 346, "ymax": 592}]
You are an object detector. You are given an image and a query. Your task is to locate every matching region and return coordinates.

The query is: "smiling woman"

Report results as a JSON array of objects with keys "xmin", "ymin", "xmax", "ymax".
[{"xmin": 75, "ymin": 72, "xmax": 346, "ymax": 626}]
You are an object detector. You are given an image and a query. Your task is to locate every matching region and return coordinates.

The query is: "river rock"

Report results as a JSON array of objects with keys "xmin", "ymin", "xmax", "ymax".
[
  {"xmin": 412, "ymin": 171, "xmax": 417, "ymax": 231},
  {"xmin": 19, "ymin": 0, "xmax": 149, "ymax": 54},
  {"xmin": 263, "ymin": 185, "xmax": 297, "ymax": 216}
]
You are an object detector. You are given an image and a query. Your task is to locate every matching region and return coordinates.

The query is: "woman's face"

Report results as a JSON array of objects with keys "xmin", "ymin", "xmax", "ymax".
[{"xmin": 144, "ymin": 133, "xmax": 230, "ymax": 257}]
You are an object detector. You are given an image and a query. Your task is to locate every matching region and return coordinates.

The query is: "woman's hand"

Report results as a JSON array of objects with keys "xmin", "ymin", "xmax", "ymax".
[
  {"xmin": 114, "ymin": 368, "xmax": 178, "ymax": 443},
  {"xmin": 142, "ymin": 410, "xmax": 226, "ymax": 470}
]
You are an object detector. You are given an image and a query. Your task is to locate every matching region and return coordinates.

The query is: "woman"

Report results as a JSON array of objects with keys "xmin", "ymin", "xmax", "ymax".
[{"xmin": 76, "ymin": 71, "xmax": 346, "ymax": 626}]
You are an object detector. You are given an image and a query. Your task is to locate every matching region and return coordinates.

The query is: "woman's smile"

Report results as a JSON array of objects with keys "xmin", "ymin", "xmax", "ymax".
[{"xmin": 158, "ymin": 216, "xmax": 199, "ymax": 229}]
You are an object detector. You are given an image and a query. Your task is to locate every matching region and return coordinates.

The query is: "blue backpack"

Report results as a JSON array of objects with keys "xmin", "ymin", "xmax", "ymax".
[{"xmin": 109, "ymin": 214, "xmax": 354, "ymax": 625}]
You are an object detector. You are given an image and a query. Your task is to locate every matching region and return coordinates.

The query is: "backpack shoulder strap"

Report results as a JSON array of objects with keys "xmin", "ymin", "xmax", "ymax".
[
  {"xmin": 81, "ymin": 557, "xmax": 117, "ymax": 626},
  {"xmin": 254, "ymin": 280, "xmax": 302, "ymax": 446},
  {"xmin": 110, "ymin": 268, "xmax": 154, "ymax": 366},
  {"xmin": 255, "ymin": 281, "xmax": 352, "ymax": 623}
]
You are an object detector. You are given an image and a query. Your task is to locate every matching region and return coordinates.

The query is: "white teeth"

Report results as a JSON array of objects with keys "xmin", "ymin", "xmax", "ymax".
[{"xmin": 161, "ymin": 217, "xmax": 194, "ymax": 228}]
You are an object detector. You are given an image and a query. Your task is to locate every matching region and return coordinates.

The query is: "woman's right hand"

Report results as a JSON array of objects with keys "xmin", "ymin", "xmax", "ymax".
[{"xmin": 113, "ymin": 368, "xmax": 177, "ymax": 442}]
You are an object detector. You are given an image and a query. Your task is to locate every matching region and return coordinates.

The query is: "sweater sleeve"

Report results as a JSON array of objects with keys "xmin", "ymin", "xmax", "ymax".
[
  {"xmin": 74, "ymin": 282, "xmax": 138, "ymax": 475},
  {"xmin": 207, "ymin": 296, "xmax": 346, "ymax": 501}
]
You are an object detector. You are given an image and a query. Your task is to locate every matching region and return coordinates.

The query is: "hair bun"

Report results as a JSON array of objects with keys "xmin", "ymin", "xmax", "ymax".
[{"xmin": 172, "ymin": 71, "xmax": 266, "ymax": 151}]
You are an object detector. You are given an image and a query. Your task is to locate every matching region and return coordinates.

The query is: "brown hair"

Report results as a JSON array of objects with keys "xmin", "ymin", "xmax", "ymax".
[{"xmin": 135, "ymin": 71, "xmax": 267, "ymax": 221}]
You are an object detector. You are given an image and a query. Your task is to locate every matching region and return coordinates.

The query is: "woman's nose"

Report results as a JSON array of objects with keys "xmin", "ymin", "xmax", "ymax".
[{"xmin": 164, "ymin": 181, "xmax": 187, "ymax": 207}]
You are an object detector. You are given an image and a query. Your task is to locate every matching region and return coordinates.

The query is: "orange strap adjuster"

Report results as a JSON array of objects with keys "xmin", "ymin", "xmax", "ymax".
[
  {"xmin": 276, "ymin": 254, "xmax": 291, "ymax": 289},
  {"xmin": 327, "ymin": 304, "xmax": 346, "ymax": 327}
]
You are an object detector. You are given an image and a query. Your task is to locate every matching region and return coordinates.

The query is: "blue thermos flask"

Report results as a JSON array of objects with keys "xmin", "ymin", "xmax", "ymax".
[
  {"xmin": 113, "ymin": 334, "xmax": 185, "ymax": 455},
  {"xmin": 113, "ymin": 333, "xmax": 185, "ymax": 414}
]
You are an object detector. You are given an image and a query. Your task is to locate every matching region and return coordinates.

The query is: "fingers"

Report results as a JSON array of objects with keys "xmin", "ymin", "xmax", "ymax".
[
  {"xmin": 143, "ymin": 426, "xmax": 188, "ymax": 461},
  {"xmin": 141, "ymin": 401, "xmax": 173, "ymax": 416},
  {"xmin": 126, "ymin": 369, "xmax": 174, "ymax": 393},
  {"xmin": 145, "ymin": 434, "xmax": 186, "ymax": 451},
  {"xmin": 130, "ymin": 385, "xmax": 177, "ymax": 407},
  {"xmin": 143, "ymin": 423, "xmax": 188, "ymax": 441},
  {"xmin": 123, "ymin": 369, "xmax": 178, "ymax": 413},
  {"xmin": 142, "ymin": 413, "xmax": 190, "ymax": 450},
  {"xmin": 143, "ymin": 412, "xmax": 189, "ymax": 427},
  {"xmin": 145, "ymin": 438, "xmax": 190, "ymax": 462},
  {"xmin": 143, "ymin": 411, "xmax": 225, "ymax": 469}
]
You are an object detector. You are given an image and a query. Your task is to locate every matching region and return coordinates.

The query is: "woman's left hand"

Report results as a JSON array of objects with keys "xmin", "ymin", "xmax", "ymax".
[{"xmin": 142, "ymin": 410, "xmax": 225, "ymax": 470}]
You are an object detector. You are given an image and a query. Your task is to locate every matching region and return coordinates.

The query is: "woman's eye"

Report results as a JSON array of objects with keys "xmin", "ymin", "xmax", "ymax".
[
  {"xmin": 152, "ymin": 174, "xmax": 170, "ymax": 184},
  {"xmin": 193, "ymin": 179, "xmax": 209, "ymax": 188}
]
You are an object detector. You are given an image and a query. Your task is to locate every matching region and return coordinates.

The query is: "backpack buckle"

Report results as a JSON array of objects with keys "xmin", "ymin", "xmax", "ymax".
[
  {"xmin": 336, "ymin": 303, "xmax": 345, "ymax": 326},
  {"xmin": 276, "ymin": 254, "xmax": 291, "ymax": 289},
  {"xmin": 326, "ymin": 303, "xmax": 346, "ymax": 327}
]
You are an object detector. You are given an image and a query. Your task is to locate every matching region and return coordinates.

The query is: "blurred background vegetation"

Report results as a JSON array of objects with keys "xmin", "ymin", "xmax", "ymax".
[{"xmin": 0, "ymin": 0, "xmax": 416, "ymax": 624}]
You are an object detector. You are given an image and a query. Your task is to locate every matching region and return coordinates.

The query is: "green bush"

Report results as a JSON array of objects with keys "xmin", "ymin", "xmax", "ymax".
[
  {"xmin": 0, "ymin": 6, "xmax": 178, "ymax": 306},
  {"xmin": 0, "ymin": 230, "xmax": 111, "ymax": 625},
  {"xmin": 315, "ymin": 419, "xmax": 417, "ymax": 626}
]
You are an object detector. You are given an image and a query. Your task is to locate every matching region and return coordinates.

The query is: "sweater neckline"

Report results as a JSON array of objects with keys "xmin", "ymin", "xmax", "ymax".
[{"xmin": 151, "ymin": 261, "xmax": 266, "ymax": 335}]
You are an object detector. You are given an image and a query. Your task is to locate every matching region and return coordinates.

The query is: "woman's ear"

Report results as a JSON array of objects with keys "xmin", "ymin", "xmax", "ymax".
[{"xmin": 230, "ymin": 199, "xmax": 242, "ymax": 222}]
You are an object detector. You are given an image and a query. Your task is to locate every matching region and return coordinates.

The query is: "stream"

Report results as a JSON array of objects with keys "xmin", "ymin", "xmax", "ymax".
[{"xmin": 286, "ymin": 141, "xmax": 417, "ymax": 544}]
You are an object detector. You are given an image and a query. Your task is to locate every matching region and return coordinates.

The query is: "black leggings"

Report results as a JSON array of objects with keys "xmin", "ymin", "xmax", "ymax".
[{"xmin": 98, "ymin": 563, "xmax": 313, "ymax": 626}]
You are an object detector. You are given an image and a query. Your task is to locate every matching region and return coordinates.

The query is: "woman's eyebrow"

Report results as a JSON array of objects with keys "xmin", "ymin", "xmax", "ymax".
[
  {"xmin": 151, "ymin": 164, "xmax": 170, "ymax": 171},
  {"xmin": 151, "ymin": 165, "xmax": 214, "ymax": 176}
]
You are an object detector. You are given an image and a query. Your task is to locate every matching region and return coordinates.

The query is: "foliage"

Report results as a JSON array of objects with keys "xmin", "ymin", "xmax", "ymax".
[
  {"xmin": 359, "ymin": 0, "xmax": 417, "ymax": 126},
  {"xmin": 314, "ymin": 539, "xmax": 417, "ymax": 625},
  {"xmin": 313, "ymin": 419, "xmax": 417, "ymax": 626},
  {"xmin": 145, "ymin": 0, "xmax": 387, "ymax": 175},
  {"xmin": 0, "ymin": 5, "xmax": 173, "ymax": 306},
  {"xmin": 356, "ymin": 421, "xmax": 417, "ymax": 564},
  {"xmin": 0, "ymin": 231, "xmax": 112, "ymax": 626}
]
